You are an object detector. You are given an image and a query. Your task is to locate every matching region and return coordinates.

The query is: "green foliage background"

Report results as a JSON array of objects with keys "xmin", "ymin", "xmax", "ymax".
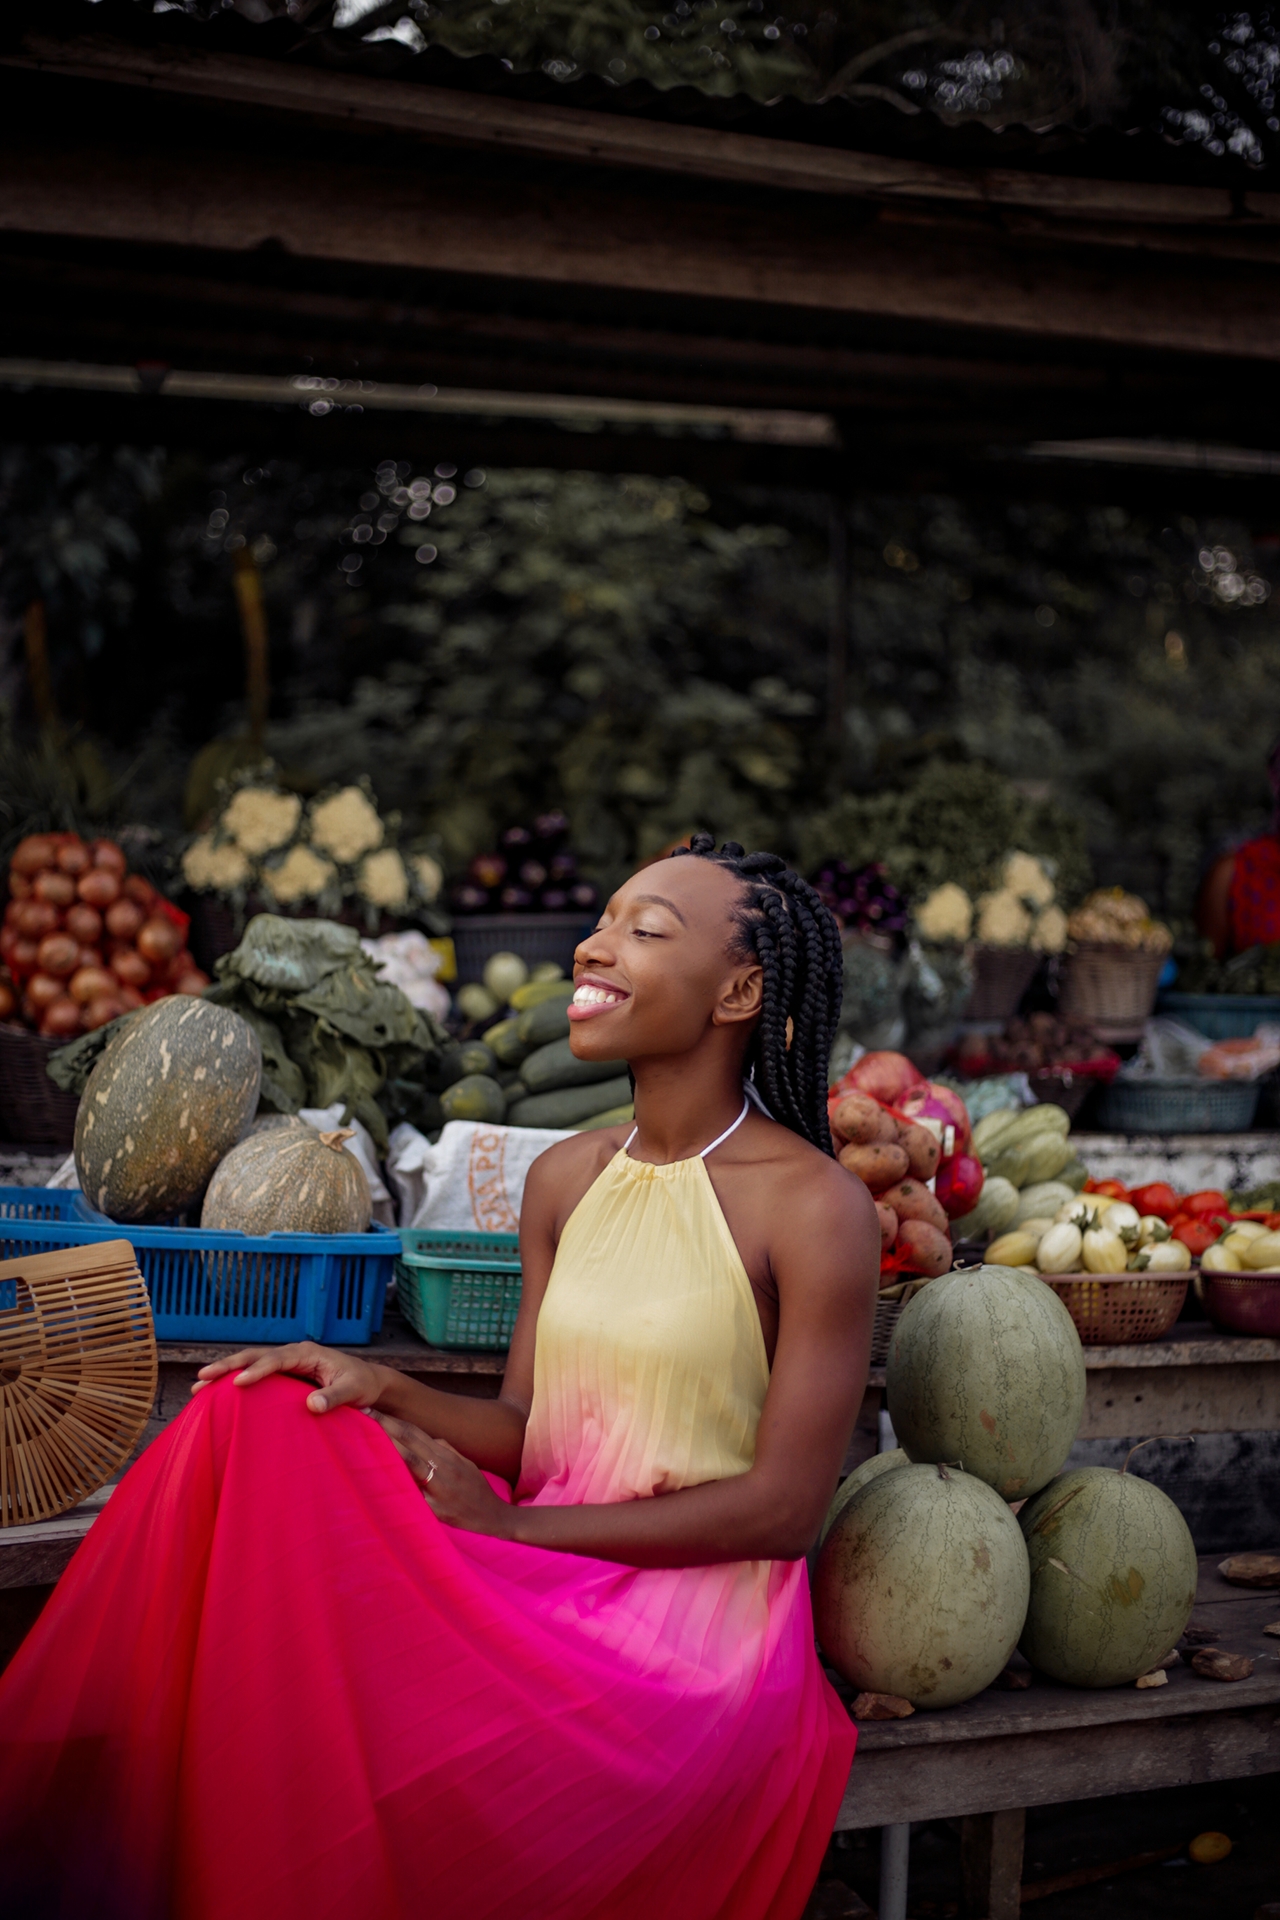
[{"xmin": 3, "ymin": 449, "xmax": 1279, "ymax": 920}]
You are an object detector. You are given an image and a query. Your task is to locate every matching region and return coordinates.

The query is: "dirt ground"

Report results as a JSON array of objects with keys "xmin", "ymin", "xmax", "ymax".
[{"xmin": 813, "ymin": 1773, "xmax": 1279, "ymax": 1918}]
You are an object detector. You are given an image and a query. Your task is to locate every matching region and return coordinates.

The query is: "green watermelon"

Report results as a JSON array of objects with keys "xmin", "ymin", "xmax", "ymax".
[
  {"xmin": 820, "ymin": 1448, "xmax": 908, "ymax": 1546},
  {"xmin": 75, "ymin": 997, "xmax": 262, "ymax": 1222},
  {"xmin": 1018, "ymin": 1468, "xmax": 1198, "ymax": 1687},
  {"xmin": 886, "ymin": 1265, "xmax": 1086, "ymax": 1500},
  {"xmin": 814, "ymin": 1462, "xmax": 1031, "ymax": 1709}
]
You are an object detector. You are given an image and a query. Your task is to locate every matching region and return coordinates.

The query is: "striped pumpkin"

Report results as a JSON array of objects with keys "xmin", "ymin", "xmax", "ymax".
[
  {"xmin": 814, "ymin": 1461, "xmax": 1031, "ymax": 1709},
  {"xmin": 201, "ymin": 1125, "xmax": 372, "ymax": 1235},
  {"xmin": 74, "ymin": 997, "xmax": 262, "ymax": 1222},
  {"xmin": 1018, "ymin": 1467, "xmax": 1198, "ymax": 1687},
  {"xmin": 886, "ymin": 1264, "xmax": 1086, "ymax": 1500}
]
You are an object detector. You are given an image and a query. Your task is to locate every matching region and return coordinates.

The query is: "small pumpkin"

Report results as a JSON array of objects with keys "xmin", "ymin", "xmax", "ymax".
[{"xmin": 201, "ymin": 1125, "xmax": 372, "ymax": 1235}]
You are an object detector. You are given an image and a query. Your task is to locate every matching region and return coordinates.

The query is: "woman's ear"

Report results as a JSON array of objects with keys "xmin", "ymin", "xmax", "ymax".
[{"xmin": 712, "ymin": 961, "xmax": 763, "ymax": 1028}]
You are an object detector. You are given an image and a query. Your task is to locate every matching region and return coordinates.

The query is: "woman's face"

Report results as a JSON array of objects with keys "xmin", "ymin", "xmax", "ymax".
[{"xmin": 567, "ymin": 858, "xmax": 763, "ymax": 1064}]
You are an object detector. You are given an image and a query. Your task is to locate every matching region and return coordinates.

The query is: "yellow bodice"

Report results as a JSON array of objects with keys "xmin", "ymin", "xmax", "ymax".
[{"xmin": 517, "ymin": 1145, "xmax": 770, "ymax": 1508}]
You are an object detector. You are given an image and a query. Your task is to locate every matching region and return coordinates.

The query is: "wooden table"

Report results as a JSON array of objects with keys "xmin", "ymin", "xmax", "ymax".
[{"xmin": 836, "ymin": 1555, "xmax": 1280, "ymax": 1920}]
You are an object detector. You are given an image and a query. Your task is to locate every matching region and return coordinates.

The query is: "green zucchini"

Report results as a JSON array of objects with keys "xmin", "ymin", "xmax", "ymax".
[
  {"xmin": 519, "ymin": 1037, "xmax": 626, "ymax": 1095},
  {"xmin": 507, "ymin": 1075, "xmax": 633, "ymax": 1130},
  {"xmin": 510, "ymin": 978, "xmax": 575, "ymax": 1015},
  {"xmin": 440, "ymin": 1074, "xmax": 507, "ymax": 1124},
  {"xmin": 485, "ymin": 1017, "xmax": 530, "ymax": 1067},
  {"xmin": 516, "ymin": 995, "xmax": 573, "ymax": 1049}
]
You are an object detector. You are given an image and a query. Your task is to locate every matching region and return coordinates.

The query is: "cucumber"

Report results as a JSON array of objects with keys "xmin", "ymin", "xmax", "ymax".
[
  {"xmin": 520, "ymin": 1037, "xmax": 626, "ymax": 1096},
  {"xmin": 516, "ymin": 995, "xmax": 573, "ymax": 1049},
  {"xmin": 432, "ymin": 1040, "xmax": 498, "ymax": 1089},
  {"xmin": 510, "ymin": 979, "xmax": 575, "ymax": 1015},
  {"xmin": 486, "ymin": 1018, "xmax": 530, "ymax": 1067},
  {"xmin": 570, "ymin": 1103, "xmax": 634, "ymax": 1133},
  {"xmin": 507, "ymin": 1075, "xmax": 633, "ymax": 1130}
]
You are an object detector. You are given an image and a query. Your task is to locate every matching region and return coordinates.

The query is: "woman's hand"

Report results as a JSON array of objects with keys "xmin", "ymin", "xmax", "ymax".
[
  {"xmin": 192, "ymin": 1341, "xmax": 388, "ymax": 1415},
  {"xmin": 370, "ymin": 1414, "xmax": 515, "ymax": 1537}
]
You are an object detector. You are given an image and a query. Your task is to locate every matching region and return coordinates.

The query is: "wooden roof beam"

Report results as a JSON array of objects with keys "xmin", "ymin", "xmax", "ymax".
[{"xmin": 8, "ymin": 29, "xmax": 1280, "ymax": 235}]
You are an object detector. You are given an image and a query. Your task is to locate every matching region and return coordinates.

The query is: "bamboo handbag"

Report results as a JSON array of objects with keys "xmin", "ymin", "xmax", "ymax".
[{"xmin": 0, "ymin": 1240, "xmax": 157, "ymax": 1525}]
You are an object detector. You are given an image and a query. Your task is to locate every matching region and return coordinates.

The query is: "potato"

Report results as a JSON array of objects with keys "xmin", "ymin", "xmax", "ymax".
[
  {"xmin": 838, "ymin": 1139, "xmax": 911, "ymax": 1194},
  {"xmin": 900, "ymin": 1121, "xmax": 942, "ymax": 1181},
  {"xmin": 831, "ymin": 1092, "xmax": 897, "ymax": 1148},
  {"xmin": 877, "ymin": 1179, "xmax": 948, "ymax": 1233},
  {"xmin": 894, "ymin": 1219, "xmax": 953, "ymax": 1278},
  {"xmin": 875, "ymin": 1202, "xmax": 899, "ymax": 1252}
]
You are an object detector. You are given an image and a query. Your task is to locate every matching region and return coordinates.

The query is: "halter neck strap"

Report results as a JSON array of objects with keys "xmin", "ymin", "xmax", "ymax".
[{"xmin": 622, "ymin": 1096, "xmax": 750, "ymax": 1161}]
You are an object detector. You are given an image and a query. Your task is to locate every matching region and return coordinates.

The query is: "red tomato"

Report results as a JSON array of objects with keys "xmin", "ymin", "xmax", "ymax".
[
  {"xmin": 1182, "ymin": 1190, "xmax": 1229, "ymax": 1218},
  {"xmin": 1171, "ymin": 1217, "xmax": 1222, "ymax": 1257},
  {"xmin": 1129, "ymin": 1182, "xmax": 1179, "ymax": 1221},
  {"xmin": 1089, "ymin": 1179, "xmax": 1130, "ymax": 1200}
]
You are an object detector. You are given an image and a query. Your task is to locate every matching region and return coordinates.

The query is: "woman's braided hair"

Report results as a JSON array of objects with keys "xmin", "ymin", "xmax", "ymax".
[{"xmin": 671, "ymin": 833, "xmax": 843, "ymax": 1155}]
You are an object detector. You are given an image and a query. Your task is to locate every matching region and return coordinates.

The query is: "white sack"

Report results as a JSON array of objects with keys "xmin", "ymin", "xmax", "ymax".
[{"xmin": 387, "ymin": 1119, "xmax": 572, "ymax": 1234}]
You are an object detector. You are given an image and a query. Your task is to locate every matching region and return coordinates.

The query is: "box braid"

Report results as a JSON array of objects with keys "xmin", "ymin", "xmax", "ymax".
[{"xmin": 671, "ymin": 833, "xmax": 843, "ymax": 1155}]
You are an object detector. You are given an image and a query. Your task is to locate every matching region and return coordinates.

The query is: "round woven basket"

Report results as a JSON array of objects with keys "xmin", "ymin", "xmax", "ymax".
[
  {"xmin": 964, "ymin": 945, "xmax": 1041, "ymax": 1023},
  {"xmin": 1044, "ymin": 1271, "xmax": 1188, "ymax": 1346},
  {"xmin": 0, "ymin": 1023, "xmax": 81, "ymax": 1149},
  {"xmin": 0, "ymin": 1239, "xmax": 157, "ymax": 1524},
  {"xmin": 1058, "ymin": 944, "xmax": 1166, "ymax": 1044},
  {"xmin": 870, "ymin": 1293, "xmax": 903, "ymax": 1365}
]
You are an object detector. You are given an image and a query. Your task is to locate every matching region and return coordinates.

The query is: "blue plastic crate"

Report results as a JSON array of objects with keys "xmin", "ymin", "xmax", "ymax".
[
  {"xmin": 0, "ymin": 1186, "xmax": 394, "ymax": 1343},
  {"xmin": 396, "ymin": 1227, "xmax": 521, "ymax": 1350},
  {"xmin": 1157, "ymin": 991, "xmax": 1280, "ymax": 1040}
]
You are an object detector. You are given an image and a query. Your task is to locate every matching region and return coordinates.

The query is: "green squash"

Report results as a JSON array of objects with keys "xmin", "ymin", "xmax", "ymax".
[
  {"xmin": 1018, "ymin": 1468, "xmax": 1198, "ymax": 1687},
  {"xmin": 887, "ymin": 1265, "xmax": 1086, "ymax": 1500},
  {"xmin": 519, "ymin": 1037, "xmax": 626, "ymax": 1096},
  {"xmin": 202, "ymin": 1125, "xmax": 372, "ymax": 1235},
  {"xmin": 75, "ymin": 997, "xmax": 262, "ymax": 1222},
  {"xmin": 440, "ymin": 1074, "xmax": 507, "ymax": 1124},
  {"xmin": 814, "ymin": 1461, "xmax": 1030, "ymax": 1709}
]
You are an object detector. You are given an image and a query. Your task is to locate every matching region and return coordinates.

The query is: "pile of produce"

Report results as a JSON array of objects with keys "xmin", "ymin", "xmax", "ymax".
[
  {"xmin": 951, "ymin": 1102, "xmax": 1086, "ymax": 1242},
  {"xmin": 450, "ymin": 813, "xmax": 597, "ymax": 917},
  {"xmin": 183, "ymin": 772, "xmax": 447, "ymax": 932},
  {"xmin": 1, "ymin": 831, "xmax": 207, "ymax": 1038},
  {"xmin": 814, "ymin": 1262, "xmax": 1198, "ymax": 1707},
  {"xmin": 428, "ymin": 952, "xmax": 632, "ymax": 1133},
  {"xmin": 69, "ymin": 994, "xmax": 374, "ymax": 1235},
  {"xmin": 986, "ymin": 1193, "xmax": 1192, "ymax": 1277},
  {"xmin": 828, "ymin": 1050, "xmax": 981, "ymax": 1284},
  {"xmin": 1067, "ymin": 888, "xmax": 1172, "ymax": 953},
  {"xmin": 808, "ymin": 860, "xmax": 908, "ymax": 941},
  {"xmin": 953, "ymin": 1012, "xmax": 1120, "ymax": 1080},
  {"xmin": 914, "ymin": 851, "xmax": 1067, "ymax": 954}
]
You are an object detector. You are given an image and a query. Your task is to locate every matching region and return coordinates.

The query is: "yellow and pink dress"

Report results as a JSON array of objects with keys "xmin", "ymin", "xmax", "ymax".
[{"xmin": 0, "ymin": 1132, "xmax": 855, "ymax": 1919}]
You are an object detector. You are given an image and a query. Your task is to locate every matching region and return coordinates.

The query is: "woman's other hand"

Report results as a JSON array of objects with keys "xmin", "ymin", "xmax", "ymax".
[
  {"xmin": 193, "ymin": 1341, "xmax": 387, "ymax": 1415},
  {"xmin": 370, "ymin": 1415, "xmax": 514, "ymax": 1536}
]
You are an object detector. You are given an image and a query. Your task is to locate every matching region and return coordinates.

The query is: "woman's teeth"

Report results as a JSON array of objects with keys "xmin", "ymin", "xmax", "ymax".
[{"xmin": 573, "ymin": 985, "xmax": 624, "ymax": 1007}]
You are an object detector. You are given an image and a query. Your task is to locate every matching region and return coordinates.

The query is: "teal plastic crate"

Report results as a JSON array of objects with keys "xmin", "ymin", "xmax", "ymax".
[
  {"xmin": 1158, "ymin": 991, "xmax": 1280, "ymax": 1040},
  {"xmin": 396, "ymin": 1227, "xmax": 521, "ymax": 1349}
]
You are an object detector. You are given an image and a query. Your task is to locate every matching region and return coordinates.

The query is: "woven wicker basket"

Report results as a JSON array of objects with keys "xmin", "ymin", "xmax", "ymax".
[
  {"xmin": 870, "ymin": 1293, "xmax": 903, "ymax": 1365},
  {"xmin": 1045, "ymin": 1271, "xmax": 1188, "ymax": 1346},
  {"xmin": 0, "ymin": 1024, "xmax": 81, "ymax": 1149},
  {"xmin": 965, "ymin": 945, "xmax": 1041, "ymax": 1022},
  {"xmin": 0, "ymin": 1239, "xmax": 157, "ymax": 1523},
  {"xmin": 1058, "ymin": 944, "xmax": 1166, "ymax": 1044}
]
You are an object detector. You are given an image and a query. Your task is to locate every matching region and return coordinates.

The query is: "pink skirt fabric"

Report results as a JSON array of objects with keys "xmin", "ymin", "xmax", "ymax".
[{"xmin": 0, "ymin": 1377, "xmax": 854, "ymax": 1920}]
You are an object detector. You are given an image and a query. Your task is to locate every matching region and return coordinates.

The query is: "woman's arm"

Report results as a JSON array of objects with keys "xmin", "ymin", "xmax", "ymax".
[{"xmin": 385, "ymin": 1156, "xmax": 879, "ymax": 1566}]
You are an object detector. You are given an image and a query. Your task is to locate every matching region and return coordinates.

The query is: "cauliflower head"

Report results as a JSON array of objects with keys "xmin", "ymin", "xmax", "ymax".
[
  {"xmin": 1003, "ymin": 850, "xmax": 1055, "ymax": 909},
  {"xmin": 182, "ymin": 835, "xmax": 251, "ymax": 892},
  {"xmin": 261, "ymin": 844, "xmax": 336, "ymax": 905},
  {"xmin": 915, "ymin": 881, "xmax": 973, "ymax": 943},
  {"xmin": 411, "ymin": 852, "xmax": 444, "ymax": 903},
  {"xmin": 359, "ymin": 848, "xmax": 409, "ymax": 911},
  {"xmin": 976, "ymin": 888, "xmax": 1033, "ymax": 946},
  {"xmin": 221, "ymin": 786, "xmax": 301, "ymax": 858},
  {"xmin": 309, "ymin": 786, "xmax": 384, "ymax": 865},
  {"xmin": 1031, "ymin": 904, "xmax": 1068, "ymax": 953}
]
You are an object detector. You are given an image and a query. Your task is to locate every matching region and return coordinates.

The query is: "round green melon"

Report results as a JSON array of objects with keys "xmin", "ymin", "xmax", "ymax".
[
  {"xmin": 1017, "ymin": 1468, "xmax": 1198, "ymax": 1688},
  {"xmin": 820, "ymin": 1448, "xmax": 909, "ymax": 1546},
  {"xmin": 887, "ymin": 1265, "xmax": 1086, "ymax": 1500},
  {"xmin": 814, "ymin": 1462, "xmax": 1031, "ymax": 1709},
  {"xmin": 202, "ymin": 1125, "xmax": 372, "ymax": 1235},
  {"xmin": 440, "ymin": 1074, "xmax": 506, "ymax": 1124},
  {"xmin": 75, "ymin": 997, "xmax": 262, "ymax": 1222}
]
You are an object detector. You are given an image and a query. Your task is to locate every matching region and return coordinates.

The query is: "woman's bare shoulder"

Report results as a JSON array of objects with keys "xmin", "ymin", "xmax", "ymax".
[{"xmin": 522, "ymin": 1126, "xmax": 629, "ymax": 1208}]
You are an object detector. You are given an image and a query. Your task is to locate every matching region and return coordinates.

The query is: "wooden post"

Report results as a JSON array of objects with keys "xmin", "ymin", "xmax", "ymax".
[
  {"xmin": 231, "ymin": 548, "xmax": 269, "ymax": 754},
  {"xmin": 960, "ymin": 1808, "xmax": 1025, "ymax": 1920}
]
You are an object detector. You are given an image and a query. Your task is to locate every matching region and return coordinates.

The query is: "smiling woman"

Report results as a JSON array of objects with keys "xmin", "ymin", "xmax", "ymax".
[{"xmin": 0, "ymin": 839, "xmax": 878, "ymax": 1920}]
